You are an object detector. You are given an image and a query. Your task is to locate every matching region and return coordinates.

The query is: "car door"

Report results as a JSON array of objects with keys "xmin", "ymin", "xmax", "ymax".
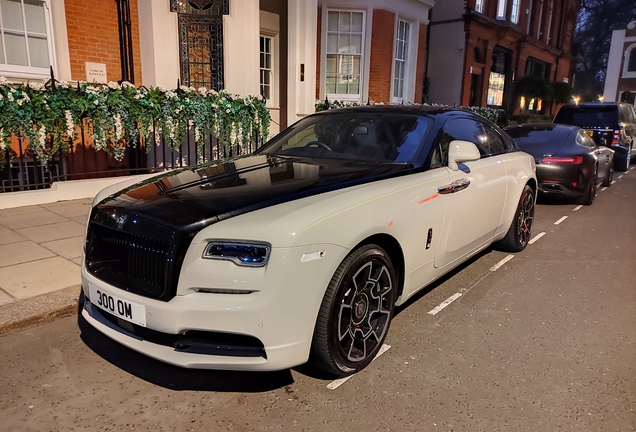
[{"xmin": 434, "ymin": 118, "xmax": 507, "ymax": 269}]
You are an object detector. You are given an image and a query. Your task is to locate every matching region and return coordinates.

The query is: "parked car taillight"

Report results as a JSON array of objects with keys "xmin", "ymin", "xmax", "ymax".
[
  {"xmin": 612, "ymin": 130, "xmax": 620, "ymax": 146},
  {"xmin": 541, "ymin": 156, "xmax": 583, "ymax": 164}
]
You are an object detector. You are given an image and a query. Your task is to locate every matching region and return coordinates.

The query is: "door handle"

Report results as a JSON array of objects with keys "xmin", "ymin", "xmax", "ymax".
[{"xmin": 438, "ymin": 178, "xmax": 471, "ymax": 194}]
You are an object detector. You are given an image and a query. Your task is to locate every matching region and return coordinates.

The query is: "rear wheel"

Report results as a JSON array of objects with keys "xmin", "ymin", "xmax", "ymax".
[
  {"xmin": 617, "ymin": 146, "xmax": 632, "ymax": 172},
  {"xmin": 580, "ymin": 165, "xmax": 598, "ymax": 206},
  {"xmin": 495, "ymin": 185, "xmax": 535, "ymax": 252},
  {"xmin": 312, "ymin": 244, "xmax": 396, "ymax": 376}
]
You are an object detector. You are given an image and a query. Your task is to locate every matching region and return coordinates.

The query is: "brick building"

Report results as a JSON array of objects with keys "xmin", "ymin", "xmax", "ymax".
[
  {"xmin": 426, "ymin": 0, "xmax": 580, "ymax": 114},
  {"xmin": 603, "ymin": 20, "xmax": 636, "ymax": 106}
]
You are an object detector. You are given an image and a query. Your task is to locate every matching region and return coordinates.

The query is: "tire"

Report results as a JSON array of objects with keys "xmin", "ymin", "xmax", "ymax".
[
  {"xmin": 602, "ymin": 164, "xmax": 613, "ymax": 187},
  {"xmin": 495, "ymin": 184, "xmax": 535, "ymax": 252},
  {"xmin": 580, "ymin": 165, "xmax": 598, "ymax": 206},
  {"xmin": 616, "ymin": 146, "xmax": 631, "ymax": 172},
  {"xmin": 312, "ymin": 244, "xmax": 397, "ymax": 376}
]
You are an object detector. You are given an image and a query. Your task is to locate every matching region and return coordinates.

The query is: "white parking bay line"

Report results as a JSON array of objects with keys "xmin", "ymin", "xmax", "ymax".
[
  {"xmin": 611, "ymin": 180, "xmax": 617, "ymax": 185},
  {"xmin": 427, "ymin": 293, "xmax": 463, "ymax": 316},
  {"xmin": 618, "ymin": 175, "xmax": 624, "ymax": 179},
  {"xmin": 554, "ymin": 216, "xmax": 568, "ymax": 225},
  {"xmin": 573, "ymin": 205, "xmax": 583, "ymax": 212},
  {"xmin": 528, "ymin": 232, "xmax": 546, "ymax": 245},
  {"xmin": 600, "ymin": 187, "xmax": 608, "ymax": 192},
  {"xmin": 326, "ymin": 344, "xmax": 391, "ymax": 390},
  {"xmin": 490, "ymin": 254, "xmax": 515, "ymax": 272}
]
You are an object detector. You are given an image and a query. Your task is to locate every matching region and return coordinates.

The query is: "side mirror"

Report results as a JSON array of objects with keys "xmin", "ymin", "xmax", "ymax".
[{"xmin": 448, "ymin": 140, "xmax": 481, "ymax": 170}]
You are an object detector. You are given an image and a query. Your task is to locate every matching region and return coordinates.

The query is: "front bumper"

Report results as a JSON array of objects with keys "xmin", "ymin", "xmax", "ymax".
[{"xmin": 81, "ymin": 243, "xmax": 349, "ymax": 371}]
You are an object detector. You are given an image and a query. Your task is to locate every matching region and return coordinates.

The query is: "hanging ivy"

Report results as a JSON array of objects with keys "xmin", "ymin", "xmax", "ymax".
[{"xmin": 0, "ymin": 77, "xmax": 270, "ymax": 163}]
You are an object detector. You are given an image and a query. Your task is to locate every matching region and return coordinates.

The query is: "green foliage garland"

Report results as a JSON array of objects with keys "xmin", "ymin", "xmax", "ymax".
[{"xmin": 0, "ymin": 77, "xmax": 270, "ymax": 163}]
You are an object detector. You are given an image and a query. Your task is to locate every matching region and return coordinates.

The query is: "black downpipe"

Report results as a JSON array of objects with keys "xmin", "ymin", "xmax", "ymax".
[
  {"xmin": 115, "ymin": 0, "xmax": 135, "ymax": 83},
  {"xmin": 423, "ymin": 9, "xmax": 432, "ymax": 104}
]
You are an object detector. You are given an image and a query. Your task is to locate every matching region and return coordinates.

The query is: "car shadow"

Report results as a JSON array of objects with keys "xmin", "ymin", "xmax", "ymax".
[
  {"xmin": 76, "ymin": 297, "xmax": 295, "ymax": 392},
  {"xmin": 536, "ymin": 194, "xmax": 581, "ymax": 206}
]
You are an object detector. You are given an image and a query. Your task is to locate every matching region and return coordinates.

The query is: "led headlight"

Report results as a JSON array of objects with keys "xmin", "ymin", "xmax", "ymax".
[{"xmin": 203, "ymin": 242, "xmax": 271, "ymax": 267}]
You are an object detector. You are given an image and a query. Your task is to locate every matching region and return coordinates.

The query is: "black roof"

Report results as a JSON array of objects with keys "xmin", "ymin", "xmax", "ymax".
[{"xmin": 505, "ymin": 123, "xmax": 580, "ymax": 132}]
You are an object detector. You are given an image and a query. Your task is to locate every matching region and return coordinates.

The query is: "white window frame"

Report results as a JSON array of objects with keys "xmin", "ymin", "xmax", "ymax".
[
  {"xmin": 324, "ymin": 8, "xmax": 366, "ymax": 101},
  {"xmin": 623, "ymin": 43, "xmax": 636, "ymax": 79},
  {"xmin": 496, "ymin": 0, "xmax": 507, "ymax": 19},
  {"xmin": 391, "ymin": 18, "xmax": 412, "ymax": 103},
  {"xmin": 259, "ymin": 33, "xmax": 275, "ymax": 107},
  {"xmin": 475, "ymin": 0, "xmax": 484, "ymax": 13},
  {"xmin": 0, "ymin": 0, "xmax": 57, "ymax": 79},
  {"xmin": 510, "ymin": 0, "xmax": 520, "ymax": 24}
]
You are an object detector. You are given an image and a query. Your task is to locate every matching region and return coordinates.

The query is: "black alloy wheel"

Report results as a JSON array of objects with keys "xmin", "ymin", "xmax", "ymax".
[
  {"xmin": 495, "ymin": 184, "xmax": 535, "ymax": 252},
  {"xmin": 312, "ymin": 244, "xmax": 396, "ymax": 376},
  {"xmin": 581, "ymin": 165, "xmax": 598, "ymax": 206}
]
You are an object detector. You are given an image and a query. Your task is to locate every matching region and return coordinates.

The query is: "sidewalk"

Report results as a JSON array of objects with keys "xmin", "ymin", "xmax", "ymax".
[{"xmin": 0, "ymin": 198, "xmax": 91, "ymax": 335}]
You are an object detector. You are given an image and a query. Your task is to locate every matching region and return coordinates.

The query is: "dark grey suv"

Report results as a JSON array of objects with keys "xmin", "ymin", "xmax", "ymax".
[{"xmin": 553, "ymin": 102, "xmax": 636, "ymax": 171}]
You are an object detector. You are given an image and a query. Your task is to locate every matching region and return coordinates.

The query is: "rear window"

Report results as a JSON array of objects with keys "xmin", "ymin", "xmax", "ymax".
[
  {"xmin": 505, "ymin": 126, "xmax": 571, "ymax": 153},
  {"xmin": 554, "ymin": 106, "xmax": 618, "ymax": 128}
]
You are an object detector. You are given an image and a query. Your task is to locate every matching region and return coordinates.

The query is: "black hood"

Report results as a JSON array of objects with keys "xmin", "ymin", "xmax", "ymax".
[{"xmin": 92, "ymin": 155, "xmax": 411, "ymax": 232}]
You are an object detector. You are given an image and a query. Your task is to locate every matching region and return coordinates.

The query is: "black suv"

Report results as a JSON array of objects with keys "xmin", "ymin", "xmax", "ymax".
[{"xmin": 554, "ymin": 102, "xmax": 636, "ymax": 171}]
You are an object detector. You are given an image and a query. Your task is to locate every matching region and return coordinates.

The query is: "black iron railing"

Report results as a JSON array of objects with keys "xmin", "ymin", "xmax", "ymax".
[{"xmin": 1, "ymin": 125, "xmax": 261, "ymax": 193}]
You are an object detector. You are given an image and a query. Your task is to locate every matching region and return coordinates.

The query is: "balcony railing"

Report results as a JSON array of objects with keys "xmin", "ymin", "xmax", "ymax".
[{"xmin": 1, "ymin": 124, "xmax": 261, "ymax": 193}]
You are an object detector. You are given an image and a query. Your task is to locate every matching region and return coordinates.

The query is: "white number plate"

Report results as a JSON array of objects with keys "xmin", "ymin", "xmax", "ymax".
[{"xmin": 89, "ymin": 284, "xmax": 147, "ymax": 327}]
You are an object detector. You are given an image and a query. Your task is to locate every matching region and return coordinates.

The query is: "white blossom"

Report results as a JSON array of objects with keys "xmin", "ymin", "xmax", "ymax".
[
  {"xmin": 114, "ymin": 114, "xmax": 123, "ymax": 141},
  {"xmin": 59, "ymin": 81, "xmax": 70, "ymax": 89},
  {"xmin": 93, "ymin": 100, "xmax": 99, "ymax": 105},
  {"xmin": 0, "ymin": 76, "xmax": 7, "ymax": 84},
  {"xmin": 65, "ymin": 110, "xmax": 74, "ymax": 138},
  {"xmin": 28, "ymin": 82, "xmax": 44, "ymax": 90},
  {"xmin": 121, "ymin": 81, "xmax": 135, "ymax": 89},
  {"xmin": 7, "ymin": 92, "xmax": 14, "ymax": 102},
  {"xmin": 107, "ymin": 81, "xmax": 121, "ymax": 90}
]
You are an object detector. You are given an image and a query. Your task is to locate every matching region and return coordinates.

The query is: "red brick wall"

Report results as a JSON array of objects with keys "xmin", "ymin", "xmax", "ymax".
[
  {"xmin": 65, "ymin": 0, "xmax": 142, "ymax": 84},
  {"xmin": 414, "ymin": 23, "xmax": 427, "ymax": 104},
  {"xmin": 368, "ymin": 9, "xmax": 395, "ymax": 103}
]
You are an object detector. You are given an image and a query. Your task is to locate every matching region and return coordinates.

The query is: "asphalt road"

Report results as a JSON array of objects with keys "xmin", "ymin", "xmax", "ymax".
[{"xmin": 1, "ymin": 169, "xmax": 635, "ymax": 432}]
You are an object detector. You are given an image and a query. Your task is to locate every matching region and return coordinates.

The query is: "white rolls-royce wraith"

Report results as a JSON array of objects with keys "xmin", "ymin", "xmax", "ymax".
[{"xmin": 81, "ymin": 106, "xmax": 537, "ymax": 376}]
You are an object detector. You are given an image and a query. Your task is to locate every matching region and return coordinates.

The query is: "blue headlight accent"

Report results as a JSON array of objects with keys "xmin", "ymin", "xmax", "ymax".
[{"xmin": 203, "ymin": 242, "xmax": 271, "ymax": 267}]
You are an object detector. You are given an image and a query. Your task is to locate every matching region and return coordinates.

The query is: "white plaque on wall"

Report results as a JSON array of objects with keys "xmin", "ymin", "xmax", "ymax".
[{"xmin": 85, "ymin": 62, "xmax": 107, "ymax": 83}]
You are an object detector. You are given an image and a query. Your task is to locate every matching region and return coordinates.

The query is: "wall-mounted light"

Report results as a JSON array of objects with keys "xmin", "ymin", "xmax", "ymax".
[{"xmin": 520, "ymin": 96, "xmax": 526, "ymax": 109}]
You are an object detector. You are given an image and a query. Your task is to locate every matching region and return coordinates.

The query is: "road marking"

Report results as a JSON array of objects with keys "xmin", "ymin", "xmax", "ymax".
[
  {"xmin": 611, "ymin": 180, "xmax": 616, "ymax": 185},
  {"xmin": 600, "ymin": 187, "xmax": 608, "ymax": 192},
  {"xmin": 490, "ymin": 254, "xmax": 515, "ymax": 271},
  {"xmin": 528, "ymin": 232, "xmax": 546, "ymax": 245},
  {"xmin": 427, "ymin": 293, "xmax": 463, "ymax": 316},
  {"xmin": 327, "ymin": 344, "xmax": 391, "ymax": 389},
  {"xmin": 618, "ymin": 175, "xmax": 624, "ymax": 179},
  {"xmin": 554, "ymin": 216, "xmax": 568, "ymax": 225},
  {"xmin": 573, "ymin": 205, "xmax": 583, "ymax": 212}
]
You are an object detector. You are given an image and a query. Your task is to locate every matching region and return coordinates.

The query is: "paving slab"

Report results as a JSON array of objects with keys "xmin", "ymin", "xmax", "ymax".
[
  {"xmin": 72, "ymin": 215, "xmax": 89, "ymax": 226},
  {"xmin": 15, "ymin": 220, "xmax": 86, "ymax": 243},
  {"xmin": 0, "ymin": 256, "xmax": 80, "ymax": 299},
  {"xmin": 0, "ymin": 226, "xmax": 27, "ymax": 245},
  {"xmin": 0, "ymin": 205, "xmax": 45, "ymax": 217},
  {"xmin": 46, "ymin": 202, "xmax": 92, "ymax": 218},
  {"xmin": 0, "ymin": 241, "xmax": 56, "ymax": 268},
  {"xmin": 0, "ymin": 210, "xmax": 67, "ymax": 230},
  {"xmin": 41, "ymin": 236, "xmax": 85, "ymax": 260}
]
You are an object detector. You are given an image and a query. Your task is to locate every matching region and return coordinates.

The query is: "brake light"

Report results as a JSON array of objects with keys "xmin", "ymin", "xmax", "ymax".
[
  {"xmin": 541, "ymin": 156, "xmax": 583, "ymax": 164},
  {"xmin": 612, "ymin": 130, "xmax": 620, "ymax": 146}
]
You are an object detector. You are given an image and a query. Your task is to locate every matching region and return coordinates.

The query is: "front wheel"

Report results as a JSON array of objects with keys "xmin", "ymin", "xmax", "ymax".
[
  {"xmin": 311, "ymin": 244, "xmax": 396, "ymax": 376},
  {"xmin": 495, "ymin": 185, "xmax": 535, "ymax": 252}
]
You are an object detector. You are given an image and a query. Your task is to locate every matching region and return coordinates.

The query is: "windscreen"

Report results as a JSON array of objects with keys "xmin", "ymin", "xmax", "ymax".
[
  {"xmin": 554, "ymin": 106, "xmax": 618, "ymax": 128},
  {"xmin": 258, "ymin": 111, "xmax": 432, "ymax": 164},
  {"xmin": 505, "ymin": 126, "xmax": 570, "ymax": 155}
]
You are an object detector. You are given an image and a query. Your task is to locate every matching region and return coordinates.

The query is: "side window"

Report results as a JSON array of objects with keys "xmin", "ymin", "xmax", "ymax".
[
  {"xmin": 484, "ymin": 124, "xmax": 507, "ymax": 155},
  {"xmin": 439, "ymin": 118, "xmax": 490, "ymax": 158},
  {"xmin": 501, "ymin": 131, "xmax": 518, "ymax": 152}
]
